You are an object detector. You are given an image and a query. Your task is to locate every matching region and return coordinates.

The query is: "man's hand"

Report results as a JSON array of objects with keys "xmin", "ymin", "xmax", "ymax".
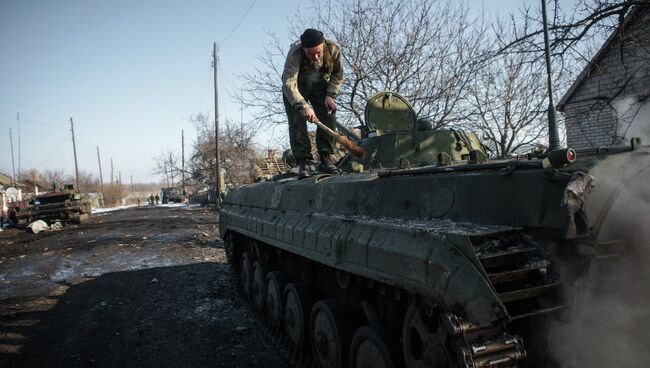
[
  {"xmin": 324, "ymin": 96, "xmax": 337, "ymax": 113},
  {"xmin": 301, "ymin": 105, "xmax": 317, "ymax": 122}
]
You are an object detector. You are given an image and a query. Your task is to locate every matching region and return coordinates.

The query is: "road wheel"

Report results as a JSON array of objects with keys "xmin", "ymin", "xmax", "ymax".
[
  {"xmin": 402, "ymin": 304, "xmax": 449, "ymax": 368},
  {"xmin": 283, "ymin": 282, "xmax": 312, "ymax": 348},
  {"xmin": 310, "ymin": 299, "xmax": 352, "ymax": 368},
  {"xmin": 240, "ymin": 252, "xmax": 254, "ymax": 298},
  {"xmin": 350, "ymin": 324, "xmax": 401, "ymax": 368},
  {"xmin": 266, "ymin": 271, "xmax": 288, "ymax": 327},
  {"xmin": 251, "ymin": 261, "xmax": 268, "ymax": 312}
]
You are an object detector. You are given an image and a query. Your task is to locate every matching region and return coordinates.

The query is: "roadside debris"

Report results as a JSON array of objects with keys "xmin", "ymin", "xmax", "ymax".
[
  {"xmin": 12, "ymin": 184, "xmax": 91, "ymax": 226},
  {"xmin": 27, "ymin": 220, "xmax": 49, "ymax": 234}
]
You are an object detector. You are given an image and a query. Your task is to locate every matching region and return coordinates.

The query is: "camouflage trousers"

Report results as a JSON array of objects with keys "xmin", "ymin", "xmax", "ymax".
[{"xmin": 283, "ymin": 93, "xmax": 337, "ymax": 161}]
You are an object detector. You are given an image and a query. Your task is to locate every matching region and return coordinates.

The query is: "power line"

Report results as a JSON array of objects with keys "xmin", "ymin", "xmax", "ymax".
[
  {"xmin": 0, "ymin": 97, "xmax": 54, "ymax": 118},
  {"xmin": 193, "ymin": 65, "xmax": 214, "ymax": 113},
  {"xmin": 220, "ymin": 0, "xmax": 257, "ymax": 45},
  {"xmin": 218, "ymin": 62, "xmax": 241, "ymax": 107},
  {"xmin": 36, "ymin": 133, "xmax": 71, "ymax": 169},
  {"xmin": 0, "ymin": 122, "xmax": 67, "ymax": 139},
  {"xmin": 0, "ymin": 112, "xmax": 65, "ymax": 127}
]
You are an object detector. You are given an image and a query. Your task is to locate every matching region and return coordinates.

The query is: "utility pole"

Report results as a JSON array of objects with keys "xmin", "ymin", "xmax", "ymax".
[
  {"xmin": 119, "ymin": 171, "xmax": 122, "ymax": 185},
  {"xmin": 17, "ymin": 113, "xmax": 21, "ymax": 179},
  {"xmin": 111, "ymin": 158, "xmax": 114, "ymax": 185},
  {"xmin": 181, "ymin": 129, "xmax": 185, "ymax": 195},
  {"xmin": 130, "ymin": 175, "xmax": 134, "ymax": 197},
  {"xmin": 70, "ymin": 118, "xmax": 80, "ymax": 192},
  {"xmin": 164, "ymin": 162, "xmax": 169, "ymax": 187},
  {"xmin": 9, "ymin": 128, "xmax": 16, "ymax": 186},
  {"xmin": 169, "ymin": 152, "xmax": 175, "ymax": 187},
  {"xmin": 213, "ymin": 42, "xmax": 222, "ymax": 202},
  {"xmin": 97, "ymin": 146, "xmax": 105, "ymax": 206}
]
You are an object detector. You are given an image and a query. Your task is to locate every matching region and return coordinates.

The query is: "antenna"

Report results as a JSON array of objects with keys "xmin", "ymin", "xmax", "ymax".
[{"xmin": 541, "ymin": 0, "xmax": 561, "ymax": 150}]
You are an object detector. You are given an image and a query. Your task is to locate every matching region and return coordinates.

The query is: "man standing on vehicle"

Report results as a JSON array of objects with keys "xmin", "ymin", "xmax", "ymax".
[{"xmin": 282, "ymin": 28, "xmax": 343, "ymax": 179}]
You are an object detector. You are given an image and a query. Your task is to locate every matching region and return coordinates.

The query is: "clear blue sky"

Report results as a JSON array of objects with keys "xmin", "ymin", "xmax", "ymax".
[{"xmin": 0, "ymin": 0, "xmax": 553, "ymax": 183}]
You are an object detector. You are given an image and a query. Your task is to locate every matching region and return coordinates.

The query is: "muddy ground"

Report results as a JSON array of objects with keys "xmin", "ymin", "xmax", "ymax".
[{"xmin": 0, "ymin": 205, "xmax": 287, "ymax": 368}]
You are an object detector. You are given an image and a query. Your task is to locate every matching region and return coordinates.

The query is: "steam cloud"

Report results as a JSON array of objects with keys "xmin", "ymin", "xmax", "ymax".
[{"xmin": 550, "ymin": 160, "xmax": 650, "ymax": 367}]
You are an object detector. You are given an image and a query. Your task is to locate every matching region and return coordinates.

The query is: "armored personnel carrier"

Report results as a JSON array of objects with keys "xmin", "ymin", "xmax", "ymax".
[{"xmin": 219, "ymin": 92, "xmax": 650, "ymax": 367}]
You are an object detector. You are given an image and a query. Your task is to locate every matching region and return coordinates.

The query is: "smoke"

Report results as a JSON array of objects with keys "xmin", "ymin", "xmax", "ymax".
[
  {"xmin": 613, "ymin": 96, "xmax": 650, "ymax": 145},
  {"xmin": 549, "ymin": 159, "xmax": 650, "ymax": 367}
]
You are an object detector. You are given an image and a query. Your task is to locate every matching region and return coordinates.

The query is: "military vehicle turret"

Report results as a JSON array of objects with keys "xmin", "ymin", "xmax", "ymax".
[{"xmin": 219, "ymin": 92, "xmax": 650, "ymax": 367}]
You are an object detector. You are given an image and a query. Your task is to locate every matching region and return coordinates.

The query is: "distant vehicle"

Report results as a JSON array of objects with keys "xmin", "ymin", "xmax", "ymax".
[
  {"xmin": 12, "ymin": 184, "xmax": 91, "ymax": 226},
  {"xmin": 161, "ymin": 187, "xmax": 183, "ymax": 204}
]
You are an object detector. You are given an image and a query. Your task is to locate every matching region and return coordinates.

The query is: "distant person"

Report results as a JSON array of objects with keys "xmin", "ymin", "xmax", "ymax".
[
  {"xmin": 155, "ymin": 194, "xmax": 160, "ymax": 204},
  {"xmin": 282, "ymin": 28, "xmax": 343, "ymax": 178},
  {"xmin": 149, "ymin": 194, "xmax": 154, "ymax": 205}
]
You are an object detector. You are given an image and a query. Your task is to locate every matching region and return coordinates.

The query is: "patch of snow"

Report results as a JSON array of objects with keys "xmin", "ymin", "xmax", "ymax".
[
  {"xmin": 159, "ymin": 203, "xmax": 187, "ymax": 208},
  {"xmin": 92, "ymin": 204, "xmax": 138, "ymax": 214},
  {"xmin": 181, "ymin": 204, "xmax": 203, "ymax": 210}
]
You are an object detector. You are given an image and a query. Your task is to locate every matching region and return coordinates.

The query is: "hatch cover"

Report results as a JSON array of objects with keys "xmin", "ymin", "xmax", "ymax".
[{"xmin": 364, "ymin": 92, "xmax": 417, "ymax": 134}]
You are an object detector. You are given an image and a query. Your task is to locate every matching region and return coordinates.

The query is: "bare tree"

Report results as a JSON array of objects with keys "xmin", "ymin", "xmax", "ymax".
[
  {"xmin": 498, "ymin": 1, "xmax": 650, "ymax": 148},
  {"xmin": 41, "ymin": 169, "xmax": 66, "ymax": 190},
  {"xmin": 76, "ymin": 170, "xmax": 101, "ymax": 193},
  {"xmin": 16, "ymin": 169, "xmax": 100, "ymax": 193},
  {"xmin": 185, "ymin": 113, "xmax": 260, "ymax": 188},
  {"xmin": 498, "ymin": 1, "xmax": 647, "ymax": 58},
  {"xmin": 152, "ymin": 151, "xmax": 180, "ymax": 187},
  {"xmin": 220, "ymin": 121, "xmax": 258, "ymax": 186},
  {"xmin": 239, "ymin": 0, "xmax": 490, "ymax": 130},
  {"xmin": 466, "ymin": 19, "xmax": 566, "ymax": 156}
]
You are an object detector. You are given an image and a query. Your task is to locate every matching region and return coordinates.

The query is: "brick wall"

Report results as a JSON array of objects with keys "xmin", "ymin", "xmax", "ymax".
[{"xmin": 562, "ymin": 7, "xmax": 650, "ymax": 150}]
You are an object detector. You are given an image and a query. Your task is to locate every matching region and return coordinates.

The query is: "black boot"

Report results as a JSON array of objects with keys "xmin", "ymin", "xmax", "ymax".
[
  {"xmin": 320, "ymin": 154, "xmax": 339, "ymax": 174},
  {"xmin": 298, "ymin": 160, "xmax": 311, "ymax": 179}
]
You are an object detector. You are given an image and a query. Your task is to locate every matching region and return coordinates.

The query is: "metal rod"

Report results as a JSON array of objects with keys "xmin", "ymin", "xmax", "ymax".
[{"xmin": 541, "ymin": 0, "xmax": 560, "ymax": 150}]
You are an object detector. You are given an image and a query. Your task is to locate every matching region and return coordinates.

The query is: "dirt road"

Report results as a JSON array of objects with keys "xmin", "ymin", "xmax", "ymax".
[{"xmin": 0, "ymin": 205, "xmax": 287, "ymax": 368}]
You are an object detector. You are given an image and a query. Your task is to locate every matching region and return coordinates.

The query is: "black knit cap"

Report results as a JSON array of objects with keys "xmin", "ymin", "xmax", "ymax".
[{"xmin": 300, "ymin": 28, "xmax": 324, "ymax": 48}]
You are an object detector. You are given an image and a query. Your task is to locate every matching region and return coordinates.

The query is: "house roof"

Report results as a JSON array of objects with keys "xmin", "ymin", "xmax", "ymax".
[
  {"xmin": 557, "ymin": 6, "xmax": 647, "ymax": 111},
  {"xmin": 0, "ymin": 172, "xmax": 18, "ymax": 188}
]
